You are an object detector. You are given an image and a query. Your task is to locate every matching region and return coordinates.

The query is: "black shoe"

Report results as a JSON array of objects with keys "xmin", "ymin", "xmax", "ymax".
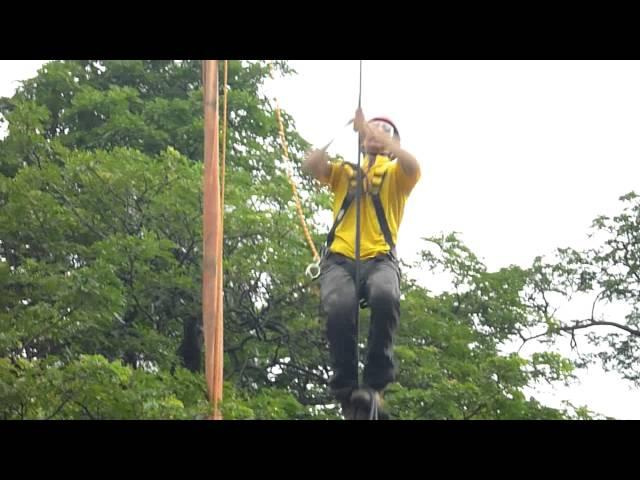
[
  {"xmin": 340, "ymin": 399, "xmax": 356, "ymax": 420},
  {"xmin": 331, "ymin": 386, "xmax": 356, "ymax": 420},
  {"xmin": 350, "ymin": 387, "xmax": 387, "ymax": 420}
]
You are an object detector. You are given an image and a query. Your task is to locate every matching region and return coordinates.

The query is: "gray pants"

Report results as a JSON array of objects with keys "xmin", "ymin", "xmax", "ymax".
[{"xmin": 319, "ymin": 251, "xmax": 401, "ymax": 397}]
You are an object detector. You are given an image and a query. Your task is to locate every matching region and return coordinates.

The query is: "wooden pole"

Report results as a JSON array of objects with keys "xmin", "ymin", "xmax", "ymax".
[{"xmin": 202, "ymin": 60, "xmax": 222, "ymax": 419}]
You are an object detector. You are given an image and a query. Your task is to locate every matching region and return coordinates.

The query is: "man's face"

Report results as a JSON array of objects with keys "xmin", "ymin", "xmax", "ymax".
[{"xmin": 363, "ymin": 120, "xmax": 396, "ymax": 153}]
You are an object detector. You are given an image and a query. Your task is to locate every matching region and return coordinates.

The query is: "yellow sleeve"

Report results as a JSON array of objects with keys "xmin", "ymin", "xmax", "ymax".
[
  {"xmin": 390, "ymin": 160, "xmax": 421, "ymax": 194},
  {"xmin": 328, "ymin": 161, "xmax": 345, "ymax": 192}
]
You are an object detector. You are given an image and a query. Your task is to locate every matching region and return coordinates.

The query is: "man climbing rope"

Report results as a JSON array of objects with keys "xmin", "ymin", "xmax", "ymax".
[{"xmin": 303, "ymin": 107, "xmax": 421, "ymax": 419}]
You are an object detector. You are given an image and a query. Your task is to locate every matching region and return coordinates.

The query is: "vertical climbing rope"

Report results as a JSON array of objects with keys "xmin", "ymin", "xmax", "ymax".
[{"xmin": 354, "ymin": 60, "xmax": 363, "ymax": 391}]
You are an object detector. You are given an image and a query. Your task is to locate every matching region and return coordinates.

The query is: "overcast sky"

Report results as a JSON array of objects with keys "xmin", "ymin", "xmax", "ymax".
[{"xmin": 2, "ymin": 60, "xmax": 639, "ymax": 418}]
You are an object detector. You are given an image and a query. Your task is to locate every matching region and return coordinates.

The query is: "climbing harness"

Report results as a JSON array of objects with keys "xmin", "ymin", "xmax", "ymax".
[
  {"xmin": 320, "ymin": 157, "xmax": 397, "ymax": 313},
  {"xmin": 322, "ymin": 158, "xmax": 396, "ymax": 258}
]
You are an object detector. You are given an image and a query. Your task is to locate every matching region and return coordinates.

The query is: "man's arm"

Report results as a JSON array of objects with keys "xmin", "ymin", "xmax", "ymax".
[
  {"xmin": 354, "ymin": 108, "xmax": 420, "ymax": 178},
  {"xmin": 385, "ymin": 139, "xmax": 420, "ymax": 179},
  {"xmin": 302, "ymin": 148, "xmax": 332, "ymax": 184}
]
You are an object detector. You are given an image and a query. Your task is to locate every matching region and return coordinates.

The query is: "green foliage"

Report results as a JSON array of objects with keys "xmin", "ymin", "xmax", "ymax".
[
  {"xmin": 0, "ymin": 354, "xmax": 209, "ymax": 419},
  {"xmin": 526, "ymin": 192, "xmax": 640, "ymax": 385},
  {"xmin": 388, "ymin": 238, "xmax": 581, "ymax": 420}
]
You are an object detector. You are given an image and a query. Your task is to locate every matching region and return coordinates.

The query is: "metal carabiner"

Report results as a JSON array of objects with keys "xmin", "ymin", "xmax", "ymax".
[{"xmin": 305, "ymin": 261, "xmax": 321, "ymax": 280}]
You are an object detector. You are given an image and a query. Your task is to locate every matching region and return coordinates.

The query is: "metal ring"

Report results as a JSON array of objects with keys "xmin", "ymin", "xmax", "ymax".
[{"xmin": 305, "ymin": 262, "xmax": 321, "ymax": 280}]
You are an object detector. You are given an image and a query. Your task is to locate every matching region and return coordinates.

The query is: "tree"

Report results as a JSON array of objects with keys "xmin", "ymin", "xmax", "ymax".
[
  {"xmin": 0, "ymin": 60, "xmax": 329, "ymax": 419},
  {"xmin": 522, "ymin": 192, "xmax": 640, "ymax": 386},
  {"xmin": 387, "ymin": 233, "xmax": 591, "ymax": 419}
]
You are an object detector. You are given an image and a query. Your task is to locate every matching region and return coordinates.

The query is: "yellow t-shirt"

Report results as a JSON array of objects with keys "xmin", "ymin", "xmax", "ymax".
[{"xmin": 326, "ymin": 154, "xmax": 420, "ymax": 259}]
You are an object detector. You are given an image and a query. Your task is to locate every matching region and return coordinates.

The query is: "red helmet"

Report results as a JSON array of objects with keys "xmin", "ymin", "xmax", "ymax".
[{"xmin": 369, "ymin": 117, "xmax": 400, "ymax": 140}]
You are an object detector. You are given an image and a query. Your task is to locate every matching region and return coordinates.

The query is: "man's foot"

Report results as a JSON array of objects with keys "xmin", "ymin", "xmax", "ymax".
[
  {"xmin": 331, "ymin": 386, "xmax": 356, "ymax": 420},
  {"xmin": 340, "ymin": 399, "xmax": 356, "ymax": 420},
  {"xmin": 350, "ymin": 387, "xmax": 388, "ymax": 420}
]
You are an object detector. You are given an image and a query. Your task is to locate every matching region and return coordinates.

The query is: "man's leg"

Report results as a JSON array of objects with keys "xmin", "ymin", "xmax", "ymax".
[
  {"xmin": 349, "ymin": 255, "xmax": 400, "ymax": 419},
  {"xmin": 320, "ymin": 254, "xmax": 358, "ymax": 417},
  {"xmin": 363, "ymin": 256, "xmax": 401, "ymax": 394}
]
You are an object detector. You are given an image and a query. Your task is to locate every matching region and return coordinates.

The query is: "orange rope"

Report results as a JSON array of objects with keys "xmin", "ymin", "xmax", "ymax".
[
  {"xmin": 202, "ymin": 60, "xmax": 221, "ymax": 420},
  {"xmin": 221, "ymin": 60, "xmax": 228, "ymax": 212},
  {"xmin": 268, "ymin": 62, "xmax": 320, "ymax": 263}
]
